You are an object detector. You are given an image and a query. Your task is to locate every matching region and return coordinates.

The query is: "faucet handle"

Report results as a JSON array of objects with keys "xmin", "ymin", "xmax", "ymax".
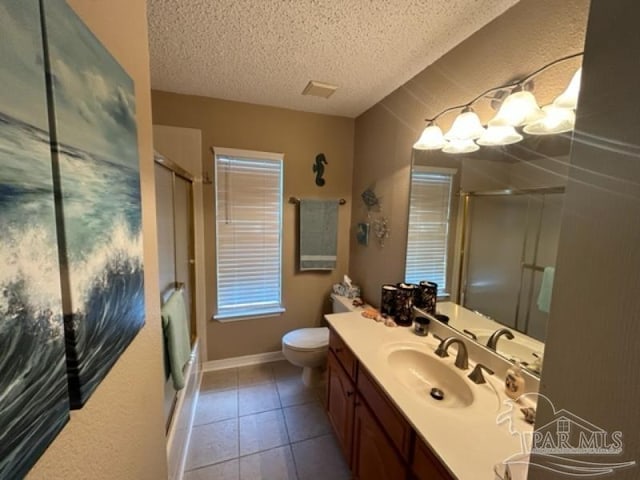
[
  {"xmin": 433, "ymin": 333, "xmax": 444, "ymax": 343},
  {"xmin": 463, "ymin": 329, "xmax": 477, "ymax": 340},
  {"xmin": 467, "ymin": 363, "xmax": 494, "ymax": 384},
  {"xmin": 434, "ymin": 341, "xmax": 449, "ymax": 358}
]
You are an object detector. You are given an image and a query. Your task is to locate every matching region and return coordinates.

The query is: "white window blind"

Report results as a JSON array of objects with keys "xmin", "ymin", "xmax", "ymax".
[
  {"xmin": 213, "ymin": 147, "xmax": 284, "ymax": 320},
  {"xmin": 405, "ymin": 167, "xmax": 456, "ymax": 292}
]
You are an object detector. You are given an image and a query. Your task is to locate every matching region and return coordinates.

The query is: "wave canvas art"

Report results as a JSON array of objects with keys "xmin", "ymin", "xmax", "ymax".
[
  {"xmin": 41, "ymin": 0, "xmax": 145, "ymax": 408},
  {"xmin": 0, "ymin": 0, "xmax": 70, "ymax": 477}
]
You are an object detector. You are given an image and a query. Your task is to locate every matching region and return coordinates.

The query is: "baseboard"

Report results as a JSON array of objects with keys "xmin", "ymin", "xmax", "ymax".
[{"xmin": 202, "ymin": 350, "xmax": 285, "ymax": 372}]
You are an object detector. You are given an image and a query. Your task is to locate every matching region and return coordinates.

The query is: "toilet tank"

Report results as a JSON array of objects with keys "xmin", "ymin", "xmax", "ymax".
[{"xmin": 330, "ymin": 294, "xmax": 359, "ymax": 313}]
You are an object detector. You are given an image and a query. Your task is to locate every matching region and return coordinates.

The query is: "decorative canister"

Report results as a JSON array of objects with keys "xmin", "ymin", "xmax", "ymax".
[
  {"xmin": 416, "ymin": 281, "xmax": 438, "ymax": 314},
  {"xmin": 413, "ymin": 316, "xmax": 430, "ymax": 336},
  {"xmin": 394, "ymin": 283, "xmax": 416, "ymax": 327},
  {"xmin": 380, "ymin": 284, "xmax": 398, "ymax": 317}
]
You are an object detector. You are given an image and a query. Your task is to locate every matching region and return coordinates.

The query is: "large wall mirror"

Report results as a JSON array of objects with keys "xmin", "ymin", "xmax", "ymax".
[{"xmin": 408, "ymin": 130, "xmax": 573, "ymax": 377}]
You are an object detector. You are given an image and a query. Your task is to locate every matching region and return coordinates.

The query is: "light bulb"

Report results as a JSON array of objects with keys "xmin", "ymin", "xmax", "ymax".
[
  {"xmin": 523, "ymin": 105, "xmax": 575, "ymax": 135},
  {"xmin": 442, "ymin": 139, "xmax": 480, "ymax": 154},
  {"xmin": 476, "ymin": 125, "xmax": 523, "ymax": 146},
  {"xmin": 444, "ymin": 110, "xmax": 485, "ymax": 141},
  {"xmin": 554, "ymin": 67, "xmax": 582, "ymax": 110},
  {"xmin": 489, "ymin": 91, "xmax": 545, "ymax": 127},
  {"xmin": 413, "ymin": 124, "xmax": 446, "ymax": 150}
]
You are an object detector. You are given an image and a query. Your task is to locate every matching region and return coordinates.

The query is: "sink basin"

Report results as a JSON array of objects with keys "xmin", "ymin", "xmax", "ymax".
[{"xmin": 385, "ymin": 346, "xmax": 474, "ymax": 409}]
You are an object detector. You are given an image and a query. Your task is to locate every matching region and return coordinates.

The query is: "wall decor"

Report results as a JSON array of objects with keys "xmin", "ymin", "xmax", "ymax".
[
  {"xmin": 0, "ymin": 0, "xmax": 70, "ymax": 476},
  {"xmin": 313, "ymin": 153, "xmax": 327, "ymax": 186},
  {"xmin": 373, "ymin": 216, "xmax": 390, "ymax": 247},
  {"xmin": 42, "ymin": 0, "xmax": 145, "ymax": 408},
  {"xmin": 357, "ymin": 222, "xmax": 370, "ymax": 246},
  {"xmin": 361, "ymin": 186, "xmax": 380, "ymax": 211}
]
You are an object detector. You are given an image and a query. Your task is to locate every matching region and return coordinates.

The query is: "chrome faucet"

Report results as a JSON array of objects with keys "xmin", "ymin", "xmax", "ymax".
[
  {"xmin": 486, "ymin": 328, "xmax": 514, "ymax": 351},
  {"xmin": 434, "ymin": 337, "xmax": 469, "ymax": 370}
]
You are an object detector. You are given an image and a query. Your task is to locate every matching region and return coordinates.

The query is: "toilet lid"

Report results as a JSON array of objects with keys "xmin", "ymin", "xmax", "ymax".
[{"xmin": 283, "ymin": 327, "xmax": 329, "ymax": 351}]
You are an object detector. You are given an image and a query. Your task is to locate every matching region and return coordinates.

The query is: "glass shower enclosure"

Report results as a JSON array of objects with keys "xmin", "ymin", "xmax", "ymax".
[{"xmin": 458, "ymin": 187, "xmax": 564, "ymax": 342}]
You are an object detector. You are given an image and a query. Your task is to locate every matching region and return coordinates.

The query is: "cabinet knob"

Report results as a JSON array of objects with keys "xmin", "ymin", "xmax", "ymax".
[
  {"xmin": 347, "ymin": 391, "xmax": 354, "ymax": 397},
  {"xmin": 335, "ymin": 347, "xmax": 343, "ymax": 353}
]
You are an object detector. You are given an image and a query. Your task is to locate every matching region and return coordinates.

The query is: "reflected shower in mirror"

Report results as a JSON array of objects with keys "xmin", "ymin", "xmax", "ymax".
[{"xmin": 407, "ymin": 133, "xmax": 572, "ymax": 376}]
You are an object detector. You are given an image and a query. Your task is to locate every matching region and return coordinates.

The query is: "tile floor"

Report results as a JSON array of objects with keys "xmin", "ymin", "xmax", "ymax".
[{"xmin": 184, "ymin": 361, "xmax": 351, "ymax": 480}]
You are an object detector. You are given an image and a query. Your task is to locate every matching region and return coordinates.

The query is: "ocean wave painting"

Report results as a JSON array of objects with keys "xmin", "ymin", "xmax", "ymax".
[
  {"xmin": 0, "ymin": 1, "xmax": 69, "ymax": 478},
  {"xmin": 41, "ymin": 0, "xmax": 145, "ymax": 408}
]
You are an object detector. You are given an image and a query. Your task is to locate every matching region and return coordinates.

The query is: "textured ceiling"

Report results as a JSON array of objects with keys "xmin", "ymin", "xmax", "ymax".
[{"xmin": 148, "ymin": 0, "xmax": 519, "ymax": 118}]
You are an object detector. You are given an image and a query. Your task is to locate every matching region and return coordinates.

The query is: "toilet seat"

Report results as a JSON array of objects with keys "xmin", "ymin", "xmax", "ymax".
[{"xmin": 282, "ymin": 327, "xmax": 329, "ymax": 352}]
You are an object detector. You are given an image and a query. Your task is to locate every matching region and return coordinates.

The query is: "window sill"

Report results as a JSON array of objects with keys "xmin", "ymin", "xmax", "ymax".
[{"xmin": 213, "ymin": 307, "xmax": 286, "ymax": 323}]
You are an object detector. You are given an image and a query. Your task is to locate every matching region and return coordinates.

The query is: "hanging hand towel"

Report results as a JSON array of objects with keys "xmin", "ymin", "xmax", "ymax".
[
  {"xmin": 537, "ymin": 266, "xmax": 555, "ymax": 313},
  {"xmin": 161, "ymin": 289, "xmax": 191, "ymax": 389},
  {"xmin": 299, "ymin": 199, "xmax": 339, "ymax": 271}
]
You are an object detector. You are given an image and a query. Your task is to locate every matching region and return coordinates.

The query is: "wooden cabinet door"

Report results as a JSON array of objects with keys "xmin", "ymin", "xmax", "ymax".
[
  {"xmin": 352, "ymin": 395, "xmax": 407, "ymax": 480},
  {"xmin": 327, "ymin": 351, "xmax": 355, "ymax": 465},
  {"xmin": 412, "ymin": 436, "xmax": 454, "ymax": 480}
]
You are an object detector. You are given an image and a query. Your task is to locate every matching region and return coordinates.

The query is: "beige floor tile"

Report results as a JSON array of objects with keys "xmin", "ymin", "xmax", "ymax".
[
  {"xmin": 186, "ymin": 419, "xmax": 239, "ymax": 470},
  {"xmin": 271, "ymin": 360, "xmax": 302, "ymax": 380},
  {"xmin": 194, "ymin": 389, "xmax": 238, "ymax": 426},
  {"xmin": 239, "ymin": 409, "xmax": 289, "ymax": 456},
  {"xmin": 239, "ymin": 383, "xmax": 281, "ymax": 416},
  {"xmin": 239, "ymin": 446, "xmax": 297, "ymax": 480},
  {"xmin": 201, "ymin": 368, "xmax": 238, "ymax": 392},
  {"xmin": 283, "ymin": 402, "xmax": 331, "ymax": 443},
  {"xmin": 237, "ymin": 364, "xmax": 275, "ymax": 387},
  {"xmin": 276, "ymin": 377, "xmax": 319, "ymax": 407},
  {"xmin": 184, "ymin": 459, "xmax": 239, "ymax": 480},
  {"xmin": 291, "ymin": 434, "xmax": 350, "ymax": 480}
]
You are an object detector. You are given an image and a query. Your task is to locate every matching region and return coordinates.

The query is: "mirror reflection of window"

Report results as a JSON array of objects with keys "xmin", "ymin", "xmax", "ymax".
[{"xmin": 405, "ymin": 167, "xmax": 457, "ymax": 295}]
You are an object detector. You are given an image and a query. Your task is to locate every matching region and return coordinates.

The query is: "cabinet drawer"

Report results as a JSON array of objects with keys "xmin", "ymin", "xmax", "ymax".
[
  {"xmin": 357, "ymin": 366, "xmax": 413, "ymax": 461},
  {"xmin": 329, "ymin": 327, "xmax": 357, "ymax": 381},
  {"xmin": 412, "ymin": 435, "xmax": 454, "ymax": 480}
]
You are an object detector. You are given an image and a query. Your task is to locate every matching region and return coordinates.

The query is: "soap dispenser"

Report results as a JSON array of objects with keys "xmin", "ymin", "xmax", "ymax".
[{"xmin": 505, "ymin": 362, "xmax": 525, "ymax": 400}]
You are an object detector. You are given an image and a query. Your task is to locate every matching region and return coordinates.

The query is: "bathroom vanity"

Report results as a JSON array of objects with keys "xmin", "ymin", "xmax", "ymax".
[{"xmin": 325, "ymin": 309, "xmax": 535, "ymax": 480}]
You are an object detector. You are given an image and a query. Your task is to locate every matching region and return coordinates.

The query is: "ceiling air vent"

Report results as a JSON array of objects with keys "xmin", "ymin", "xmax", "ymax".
[{"xmin": 302, "ymin": 80, "xmax": 338, "ymax": 99}]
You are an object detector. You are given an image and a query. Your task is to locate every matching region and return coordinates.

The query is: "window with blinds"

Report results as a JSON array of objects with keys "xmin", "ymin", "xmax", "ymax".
[
  {"xmin": 405, "ymin": 167, "xmax": 456, "ymax": 292},
  {"xmin": 213, "ymin": 147, "xmax": 284, "ymax": 320}
]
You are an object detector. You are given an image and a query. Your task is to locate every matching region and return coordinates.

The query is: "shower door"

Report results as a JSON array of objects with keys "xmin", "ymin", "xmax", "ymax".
[{"xmin": 462, "ymin": 190, "xmax": 563, "ymax": 341}]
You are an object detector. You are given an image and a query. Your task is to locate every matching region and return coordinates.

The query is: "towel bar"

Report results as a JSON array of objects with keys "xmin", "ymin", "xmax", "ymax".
[{"xmin": 289, "ymin": 196, "xmax": 346, "ymax": 205}]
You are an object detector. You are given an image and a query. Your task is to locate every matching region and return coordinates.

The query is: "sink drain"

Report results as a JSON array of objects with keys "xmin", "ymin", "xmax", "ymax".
[{"xmin": 430, "ymin": 387, "xmax": 445, "ymax": 401}]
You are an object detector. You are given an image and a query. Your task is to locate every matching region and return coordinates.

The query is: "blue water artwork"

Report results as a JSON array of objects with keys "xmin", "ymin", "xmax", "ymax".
[
  {"xmin": 0, "ymin": 0, "xmax": 70, "ymax": 477},
  {"xmin": 41, "ymin": 0, "xmax": 145, "ymax": 408}
]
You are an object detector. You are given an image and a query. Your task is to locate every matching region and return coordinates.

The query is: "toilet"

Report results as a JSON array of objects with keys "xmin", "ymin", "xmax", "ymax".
[{"xmin": 282, "ymin": 294, "xmax": 361, "ymax": 386}]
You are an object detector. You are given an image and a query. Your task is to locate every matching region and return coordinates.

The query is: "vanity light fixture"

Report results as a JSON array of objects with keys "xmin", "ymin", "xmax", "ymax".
[
  {"xmin": 442, "ymin": 138, "xmax": 480, "ymax": 154},
  {"xmin": 444, "ymin": 108, "xmax": 485, "ymax": 141},
  {"xmin": 523, "ymin": 104, "xmax": 576, "ymax": 135},
  {"xmin": 413, "ymin": 122, "xmax": 447, "ymax": 150},
  {"xmin": 553, "ymin": 67, "xmax": 582, "ymax": 109},
  {"xmin": 488, "ymin": 90, "xmax": 545, "ymax": 128},
  {"xmin": 413, "ymin": 52, "xmax": 583, "ymax": 153},
  {"xmin": 476, "ymin": 125, "xmax": 523, "ymax": 146}
]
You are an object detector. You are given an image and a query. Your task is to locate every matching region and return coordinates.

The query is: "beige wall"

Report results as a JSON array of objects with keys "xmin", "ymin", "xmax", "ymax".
[
  {"xmin": 151, "ymin": 92, "xmax": 354, "ymax": 361},
  {"xmin": 530, "ymin": 1, "xmax": 640, "ymax": 477},
  {"xmin": 28, "ymin": 1, "xmax": 167, "ymax": 479},
  {"xmin": 349, "ymin": 0, "xmax": 590, "ymax": 305}
]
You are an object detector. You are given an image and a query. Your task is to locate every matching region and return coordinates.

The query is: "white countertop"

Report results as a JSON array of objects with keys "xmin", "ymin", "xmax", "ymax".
[{"xmin": 326, "ymin": 309, "xmax": 534, "ymax": 480}]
